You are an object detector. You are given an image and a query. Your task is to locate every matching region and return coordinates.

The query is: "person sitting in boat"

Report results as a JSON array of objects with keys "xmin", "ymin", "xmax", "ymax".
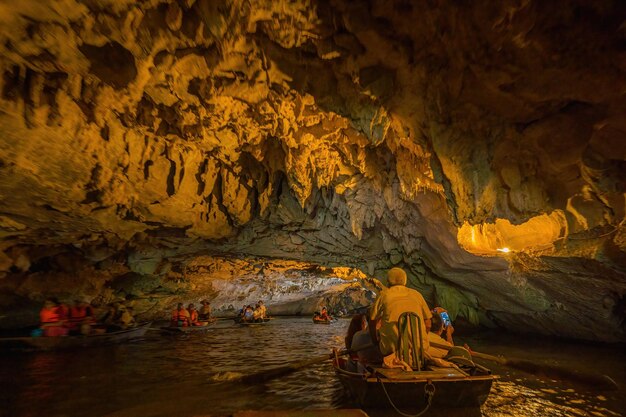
[
  {"xmin": 39, "ymin": 298, "xmax": 69, "ymax": 337},
  {"xmin": 427, "ymin": 311, "xmax": 453, "ymax": 358},
  {"xmin": 102, "ymin": 302, "xmax": 135, "ymax": 330},
  {"xmin": 432, "ymin": 306, "xmax": 454, "ymax": 344},
  {"xmin": 368, "ymin": 267, "xmax": 432, "ymax": 367},
  {"xmin": 345, "ymin": 314, "xmax": 367, "ymax": 353},
  {"xmin": 188, "ymin": 303, "xmax": 205, "ymax": 326},
  {"xmin": 68, "ymin": 299, "xmax": 95, "ymax": 334},
  {"xmin": 253, "ymin": 300, "xmax": 266, "ymax": 321},
  {"xmin": 242, "ymin": 305, "xmax": 254, "ymax": 322},
  {"xmin": 171, "ymin": 303, "xmax": 191, "ymax": 327},
  {"xmin": 345, "ymin": 313, "xmax": 383, "ymax": 371},
  {"xmin": 199, "ymin": 300, "xmax": 212, "ymax": 320},
  {"xmin": 319, "ymin": 306, "xmax": 331, "ymax": 321},
  {"xmin": 116, "ymin": 305, "xmax": 136, "ymax": 330}
]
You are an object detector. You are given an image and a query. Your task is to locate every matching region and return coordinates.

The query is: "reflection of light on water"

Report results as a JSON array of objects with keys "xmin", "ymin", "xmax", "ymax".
[
  {"xmin": 209, "ymin": 371, "xmax": 244, "ymax": 382},
  {"xmin": 497, "ymin": 247, "xmax": 510, "ymax": 253},
  {"xmin": 483, "ymin": 381, "xmax": 622, "ymax": 417}
]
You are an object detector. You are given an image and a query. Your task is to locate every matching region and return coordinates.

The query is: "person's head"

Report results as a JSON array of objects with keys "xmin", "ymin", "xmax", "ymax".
[
  {"xmin": 44, "ymin": 298, "xmax": 57, "ymax": 308},
  {"xmin": 177, "ymin": 303, "xmax": 184, "ymax": 309},
  {"xmin": 387, "ymin": 267, "xmax": 407, "ymax": 286},
  {"xmin": 345, "ymin": 314, "xmax": 367, "ymax": 349},
  {"xmin": 188, "ymin": 304, "xmax": 195, "ymax": 310},
  {"xmin": 202, "ymin": 300, "xmax": 210, "ymax": 306},
  {"xmin": 321, "ymin": 306, "xmax": 327, "ymax": 312},
  {"xmin": 430, "ymin": 312, "xmax": 444, "ymax": 334},
  {"xmin": 258, "ymin": 300, "xmax": 263, "ymax": 305}
]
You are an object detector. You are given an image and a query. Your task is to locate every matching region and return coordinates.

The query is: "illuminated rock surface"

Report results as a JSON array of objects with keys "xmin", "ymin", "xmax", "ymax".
[{"xmin": 0, "ymin": 0, "xmax": 624, "ymax": 341}]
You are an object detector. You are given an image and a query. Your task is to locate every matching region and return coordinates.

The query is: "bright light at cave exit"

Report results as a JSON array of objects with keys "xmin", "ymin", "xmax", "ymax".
[{"xmin": 456, "ymin": 212, "xmax": 566, "ymax": 255}]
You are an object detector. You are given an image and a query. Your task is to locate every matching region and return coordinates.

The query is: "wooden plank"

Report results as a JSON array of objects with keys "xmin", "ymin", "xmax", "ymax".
[{"xmin": 373, "ymin": 367, "xmax": 468, "ymax": 380}]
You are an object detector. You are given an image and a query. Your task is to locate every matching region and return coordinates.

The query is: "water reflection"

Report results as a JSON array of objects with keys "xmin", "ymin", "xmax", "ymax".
[{"xmin": 0, "ymin": 318, "xmax": 624, "ymax": 417}]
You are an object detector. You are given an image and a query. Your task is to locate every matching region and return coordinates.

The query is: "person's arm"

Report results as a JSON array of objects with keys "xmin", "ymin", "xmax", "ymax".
[{"xmin": 445, "ymin": 324, "xmax": 454, "ymax": 345}]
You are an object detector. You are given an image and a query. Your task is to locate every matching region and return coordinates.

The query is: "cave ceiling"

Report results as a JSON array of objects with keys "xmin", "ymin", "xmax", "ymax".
[{"xmin": 0, "ymin": 0, "xmax": 625, "ymax": 341}]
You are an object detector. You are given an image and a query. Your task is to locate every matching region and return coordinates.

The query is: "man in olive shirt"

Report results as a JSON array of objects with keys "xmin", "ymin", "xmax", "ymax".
[{"xmin": 369, "ymin": 267, "xmax": 433, "ymax": 357}]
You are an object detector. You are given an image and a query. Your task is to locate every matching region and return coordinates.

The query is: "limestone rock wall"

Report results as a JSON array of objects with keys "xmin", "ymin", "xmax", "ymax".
[{"xmin": 0, "ymin": 0, "xmax": 624, "ymax": 341}]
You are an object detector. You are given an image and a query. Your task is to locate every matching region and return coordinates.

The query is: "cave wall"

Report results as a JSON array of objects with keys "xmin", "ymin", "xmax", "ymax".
[{"xmin": 0, "ymin": 0, "xmax": 624, "ymax": 341}]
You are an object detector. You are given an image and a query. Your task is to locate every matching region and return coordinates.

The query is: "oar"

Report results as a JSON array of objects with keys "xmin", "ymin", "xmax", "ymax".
[
  {"xmin": 430, "ymin": 342, "xmax": 618, "ymax": 390},
  {"xmin": 232, "ymin": 344, "xmax": 373, "ymax": 384}
]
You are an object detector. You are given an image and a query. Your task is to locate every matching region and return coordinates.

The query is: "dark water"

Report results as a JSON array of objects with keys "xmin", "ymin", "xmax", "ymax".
[{"xmin": 0, "ymin": 317, "xmax": 624, "ymax": 417}]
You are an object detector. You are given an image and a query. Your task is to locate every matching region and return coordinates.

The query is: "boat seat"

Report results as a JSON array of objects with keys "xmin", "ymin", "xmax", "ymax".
[
  {"xmin": 396, "ymin": 312, "xmax": 425, "ymax": 371},
  {"xmin": 373, "ymin": 366, "xmax": 469, "ymax": 380}
]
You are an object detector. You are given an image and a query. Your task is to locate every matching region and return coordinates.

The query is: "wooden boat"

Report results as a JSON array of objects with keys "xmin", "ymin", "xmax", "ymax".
[
  {"xmin": 333, "ymin": 357, "xmax": 496, "ymax": 410},
  {"xmin": 234, "ymin": 317, "xmax": 271, "ymax": 325},
  {"xmin": 0, "ymin": 322, "xmax": 151, "ymax": 351},
  {"xmin": 312, "ymin": 317, "xmax": 333, "ymax": 324},
  {"xmin": 161, "ymin": 318, "xmax": 217, "ymax": 333}
]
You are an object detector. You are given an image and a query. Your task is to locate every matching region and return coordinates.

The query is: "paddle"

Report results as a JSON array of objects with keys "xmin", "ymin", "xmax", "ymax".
[
  {"xmin": 233, "ymin": 344, "xmax": 373, "ymax": 384},
  {"xmin": 430, "ymin": 341, "xmax": 618, "ymax": 390}
]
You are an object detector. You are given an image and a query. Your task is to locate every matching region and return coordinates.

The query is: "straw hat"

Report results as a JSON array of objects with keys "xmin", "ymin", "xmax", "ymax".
[{"xmin": 445, "ymin": 346, "xmax": 475, "ymax": 367}]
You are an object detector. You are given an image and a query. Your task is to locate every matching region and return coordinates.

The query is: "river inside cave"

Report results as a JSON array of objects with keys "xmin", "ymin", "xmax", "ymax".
[{"xmin": 0, "ymin": 317, "xmax": 624, "ymax": 417}]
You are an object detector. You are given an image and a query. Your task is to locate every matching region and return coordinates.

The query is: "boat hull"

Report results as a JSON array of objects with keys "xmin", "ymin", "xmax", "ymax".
[
  {"xmin": 0, "ymin": 323, "xmax": 151, "ymax": 351},
  {"xmin": 334, "ymin": 361, "xmax": 495, "ymax": 410},
  {"xmin": 161, "ymin": 318, "xmax": 217, "ymax": 333},
  {"xmin": 234, "ymin": 317, "xmax": 271, "ymax": 325}
]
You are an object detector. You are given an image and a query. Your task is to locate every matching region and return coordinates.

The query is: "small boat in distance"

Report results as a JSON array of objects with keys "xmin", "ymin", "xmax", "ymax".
[
  {"xmin": 234, "ymin": 317, "xmax": 271, "ymax": 325},
  {"xmin": 161, "ymin": 318, "xmax": 217, "ymax": 333},
  {"xmin": 0, "ymin": 322, "xmax": 151, "ymax": 351},
  {"xmin": 312, "ymin": 317, "xmax": 333, "ymax": 324}
]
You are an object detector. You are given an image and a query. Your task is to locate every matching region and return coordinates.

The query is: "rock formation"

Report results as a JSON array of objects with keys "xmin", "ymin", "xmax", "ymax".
[{"xmin": 0, "ymin": 0, "xmax": 624, "ymax": 341}]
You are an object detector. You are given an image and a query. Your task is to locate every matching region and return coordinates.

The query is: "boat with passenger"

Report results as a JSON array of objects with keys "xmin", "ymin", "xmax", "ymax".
[
  {"xmin": 235, "ymin": 317, "xmax": 271, "ymax": 325},
  {"xmin": 333, "ymin": 354, "xmax": 496, "ymax": 411},
  {"xmin": 0, "ymin": 322, "xmax": 151, "ymax": 351},
  {"xmin": 160, "ymin": 317, "xmax": 217, "ymax": 333},
  {"xmin": 312, "ymin": 316, "xmax": 333, "ymax": 324}
]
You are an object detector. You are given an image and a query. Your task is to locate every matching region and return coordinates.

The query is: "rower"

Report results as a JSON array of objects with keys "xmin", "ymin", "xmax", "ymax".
[
  {"xmin": 199, "ymin": 300, "xmax": 212, "ymax": 320},
  {"xmin": 171, "ymin": 303, "xmax": 190, "ymax": 327},
  {"xmin": 319, "ymin": 306, "xmax": 331, "ymax": 321}
]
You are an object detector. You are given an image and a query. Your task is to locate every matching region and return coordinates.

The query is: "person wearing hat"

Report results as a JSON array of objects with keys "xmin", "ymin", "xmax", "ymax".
[
  {"xmin": 368, "ymin": 267, "xmax": 432, "ymax": 358},
  {"xmin": 199, "ymin": 300, "xmax": 212, "ymax": 320}
]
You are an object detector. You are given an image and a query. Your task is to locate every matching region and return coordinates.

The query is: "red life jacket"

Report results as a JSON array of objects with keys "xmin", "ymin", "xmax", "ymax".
[
  {"xmin": 70, "ymin": 306, "xmax": 93, "ymax": 323},
  {"xmin": 40, "ymin": 307, "xmax": 62, "ymax": 324}
]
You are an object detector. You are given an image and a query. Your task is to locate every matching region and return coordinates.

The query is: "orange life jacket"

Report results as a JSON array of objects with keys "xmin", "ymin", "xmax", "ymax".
[
  {"xmin": 40, "ymin": 307, "xmax": 62, "ymax": 324},
  {"xmin": 189, "ymin": 310, "xmax": 198, "ymax": 323},
  {"xmin": 172, "ymin": 309, "xmax": 190, "ymax": 322}
]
